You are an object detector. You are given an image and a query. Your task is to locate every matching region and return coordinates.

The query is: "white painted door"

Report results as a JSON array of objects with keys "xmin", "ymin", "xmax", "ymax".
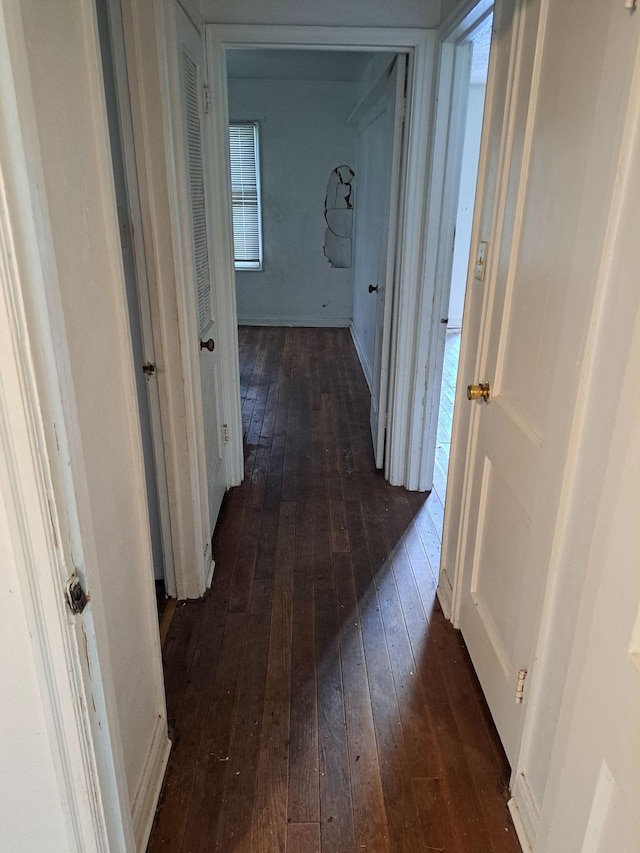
[
  {"xmin": 537, "ymin": 363, "xmax": 640, "ymax": 851},
  {"xmin": 354, "ymin": 56, "xmax": 406, "ymax": 469},
  {"xmin": 454, "ymin": 0, "xmax": 550, "ymax": 766},
  {"xmin": 177, "ymin": 9, "xmax": 226, "ymax": 539}
]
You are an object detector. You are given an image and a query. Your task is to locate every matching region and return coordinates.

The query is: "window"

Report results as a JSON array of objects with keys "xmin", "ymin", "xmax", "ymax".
[{"xmin": 229, "ymin": 122, "xmax": 262, "ymax": 270}]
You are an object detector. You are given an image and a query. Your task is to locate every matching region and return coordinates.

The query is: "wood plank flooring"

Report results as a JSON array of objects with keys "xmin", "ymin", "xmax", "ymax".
[{"xmin": 148, "ymin": 327, "xmax": 520, "ymax": 853}]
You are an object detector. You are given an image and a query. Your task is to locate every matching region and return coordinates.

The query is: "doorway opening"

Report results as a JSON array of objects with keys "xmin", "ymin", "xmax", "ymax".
[
  {"xmin": 424, "ymin": 13, "xmax": 493, "ymax": 563},
  {"xmin": 223, "ymin": 47, "xmax": 403, "ymax": 474}
]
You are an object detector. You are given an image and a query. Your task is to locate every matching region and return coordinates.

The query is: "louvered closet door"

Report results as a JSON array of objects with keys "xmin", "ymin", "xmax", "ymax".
[{"xmin": 177, "ymin": 7, "xmax": 226, "ymax": 543}]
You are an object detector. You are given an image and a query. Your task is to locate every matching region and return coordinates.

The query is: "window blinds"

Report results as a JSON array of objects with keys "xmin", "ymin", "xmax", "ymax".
[{"xmin": 228, "ymin": 123, "xmax": 262, "ymax": 269}]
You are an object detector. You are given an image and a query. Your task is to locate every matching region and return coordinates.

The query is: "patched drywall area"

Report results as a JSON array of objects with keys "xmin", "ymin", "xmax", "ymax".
[
  {"xmin": 229, "ymin": 77, "xmax": 358, "ymax": 326},
  {"xmin": 324, "ymin": 165, "xmax": 355, "ymax": 268}
]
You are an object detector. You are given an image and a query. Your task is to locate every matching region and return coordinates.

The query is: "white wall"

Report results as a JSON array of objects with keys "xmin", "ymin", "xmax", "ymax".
[
  {"xmin": 229, "ymin": 77, "xmax": 357, "ymax": 326},
  {"xmin": 200, "ymin": 0, "xmax": 440, "ymax": 29},
  {"xmin": 448, "ymin": 83, "xmax": 485, "ymax": 329}
]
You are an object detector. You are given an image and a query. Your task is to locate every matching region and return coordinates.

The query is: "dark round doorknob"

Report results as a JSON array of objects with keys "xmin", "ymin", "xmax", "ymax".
[
  {"xmin": 200, "ymin": 338, "xmax": 215, "ymax": 351},
  {"xmin": 368, "ymin": 284, "xmax": 379, "ymax": 293}
]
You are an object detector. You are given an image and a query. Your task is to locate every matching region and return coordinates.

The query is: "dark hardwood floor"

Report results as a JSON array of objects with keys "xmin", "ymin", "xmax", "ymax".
[{"xmin": 148, "ymin": 327, "xmax": 520, "ymax": 853}]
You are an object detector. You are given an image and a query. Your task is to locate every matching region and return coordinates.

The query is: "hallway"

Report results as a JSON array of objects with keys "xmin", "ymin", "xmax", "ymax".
[{"xmin": 148, "ymin": 327, "xmax": 519, "ymax": 852}]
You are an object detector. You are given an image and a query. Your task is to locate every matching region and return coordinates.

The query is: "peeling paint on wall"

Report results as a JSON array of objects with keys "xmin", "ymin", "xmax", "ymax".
[{"xmin": 324, "ymin": 165, "xmax": 355, "ymax": 268}]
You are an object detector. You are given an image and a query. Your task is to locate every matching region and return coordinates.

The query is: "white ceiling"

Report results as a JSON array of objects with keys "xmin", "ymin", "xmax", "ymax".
[{"xmin": 226, "ymin": 48, "xmax": 379, "ymax": 82}]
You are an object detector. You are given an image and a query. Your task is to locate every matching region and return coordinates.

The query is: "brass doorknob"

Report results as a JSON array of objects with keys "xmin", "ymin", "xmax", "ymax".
[
  {"xmin": 200, "ymin": 338, "xmax": 215, "ymax": 351},
  {"xmin": 368, "ymin": 284, "xmax": 378, "ymax": 293},
  {"xmin": 467, "ymin": 381, "xmax": 491, "ymax": 402}
]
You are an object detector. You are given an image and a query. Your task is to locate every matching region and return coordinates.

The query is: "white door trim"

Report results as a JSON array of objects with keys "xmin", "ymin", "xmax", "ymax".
[
  {"xmin": 394, "ymin": 1, "xmax": 494, "ymax": 497},
  {"xmin": 207, "ymin": 23, "xmax": 432, "ymax": 49},
  {"xmin": 204, "ymin": 24, "xmax": 437, "ymax": 488}
]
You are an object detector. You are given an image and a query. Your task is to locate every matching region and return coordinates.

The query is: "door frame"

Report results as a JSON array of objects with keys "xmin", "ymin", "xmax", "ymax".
[
  {"xmin": 435, "ymin": 0, "xmax": 504, "ymax": 620},
  {"xmin": 403, "ymin": 3, "xmax": 493, "ymax": 495},
  {"xmin": 205, "ymin": 23, "xmax": 436, "ymax": 486}
]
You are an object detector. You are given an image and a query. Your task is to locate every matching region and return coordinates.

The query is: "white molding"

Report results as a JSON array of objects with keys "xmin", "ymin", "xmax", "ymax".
[
  {"xmin": 386, "ymin": 33, "xmax": 438, "ymax": 486},
  {"xmin": 436, "ymin": 570, "xmax": 454, "ymax": 621},
  {"xmin": 349, "ymin": 322, "xmax": 374, "ymax": 393},
  {"xmin": 205, "ymin": 25, "xmax": 245, "ymax": 489},
  {"xmin": 207, "ymin": 24, "xmax": 432, "ymax": 49},
  {"xmin": 205, "ymin": 23, "xmax": 436, "ymax": 491},
  {"xmin": 131, "ymin": 715, "xmax": 171, "ymax": 852},
  {"xmin": 239, "ymin": 316, "xmax": 352, "ymax": 328},
  {"xmin": 510, "ymin": 772, "xmax": 539, "ymax": 850},
  {"xmin": 508, "ymin": 796, "xmax": 534, "ymax": 853},
  {"xmin": 205, "ymin": 555, "xmax": 216, "ymax": 589},
  {"xmin": 401, "ymin": 38, "xmax": 472, "ymax": 493}
]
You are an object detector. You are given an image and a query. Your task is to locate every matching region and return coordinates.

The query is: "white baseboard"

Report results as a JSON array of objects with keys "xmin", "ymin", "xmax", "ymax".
[
  {"xmin": 509, "ymin": 772, "xmax": 539, "ymax": 852},
  {"xmin": 436, "ymin": 572, "xmax": 453, "ymax": 621},
  {"xmin": 508, "ymin": 785, "xmax": 535, "ymax": 853},
  {"xmin": 131, "ymin": 714, "xmax": 171, "ymax": 852},
  {"xmin": 349, "ymin": 323, "xmax": 373, "ymax": 393},
  {"xmin": 237, "ymin": 316, "xmax": 351, "ymax": 328},
  {"xmin": 205, "ymin": 557, "xmax": 215, "ymax": 589}
]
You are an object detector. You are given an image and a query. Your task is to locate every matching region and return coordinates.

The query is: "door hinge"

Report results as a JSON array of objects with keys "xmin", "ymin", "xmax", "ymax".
[
  {"xmin": 203, "ymin": 84, "xmax": 211, "ymax": 114},
  {"xmin": 65, "ymin": 574, "xmax": 89, "ymax": 615},
  {"xmin": 223, "ymin": 423, "xmax": 230, "ymax": 444},
  {"xmin": 515, "ymin": 668, "xmax": 528, "ymax": 704}
]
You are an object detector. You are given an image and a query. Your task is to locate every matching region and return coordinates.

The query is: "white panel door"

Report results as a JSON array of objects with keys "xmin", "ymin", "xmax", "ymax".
[
  {"xmin": 177, "ymin": 9, "xmax": 226, "ymax": 539},
  {"xmin": 455, "ymin": 0, "xmax": 549, "ymax": 766},
  {"xmin": 543, "ymin": 405, "xmax": 640, "ymax": 852},
  {"xmin": 354, "ymin": 56, "xmax": 406, "ymax": 469}
]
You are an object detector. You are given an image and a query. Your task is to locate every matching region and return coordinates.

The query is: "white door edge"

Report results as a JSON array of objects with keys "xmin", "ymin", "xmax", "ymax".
[
  {"xmin": 148, "ymin": 0, "xmax": 216, "ymax": 597},
  {"xmin": 371, "ymin": 53, "xmax": 407, "ymax": 470}
]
